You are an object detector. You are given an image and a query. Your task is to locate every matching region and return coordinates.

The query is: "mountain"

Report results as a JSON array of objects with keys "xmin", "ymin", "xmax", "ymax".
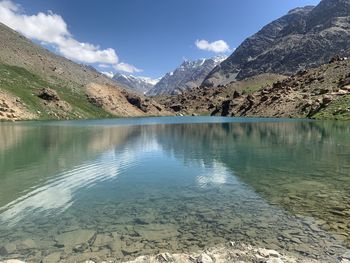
[
  {"xmin": 158, "ymin": 56, "xmax": 350, "ymax": 120},
  {"xmin": 112, "ymin": 73, "xmax": 159, "ymax": 94},
  {"xmin": 147, "ymin": 56, "xmax": 226, "ymax": 95},
  {"xmin": 0, "ymin": 22, "xmax": 169, "ymax": 121},
  {"xmin": 203, "ymin": 0, "xmax": 350, "ymax": 87}
]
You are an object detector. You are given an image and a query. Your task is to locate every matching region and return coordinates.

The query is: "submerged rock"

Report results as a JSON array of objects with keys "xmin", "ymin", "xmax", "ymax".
[
  {"xmin": 0, "ymin": 243, "xmax": 16, "ymax": 256},
  {"xmin": 54, "ymin": 229, "xmax": 96, "ymax": 248},
  {"xmin": 16, "ymin": 239, "xmax": 36, "ymax": 250},
  {"xmin": 41, "ymin": 252, "xmax": 61, "ymax": 263}
]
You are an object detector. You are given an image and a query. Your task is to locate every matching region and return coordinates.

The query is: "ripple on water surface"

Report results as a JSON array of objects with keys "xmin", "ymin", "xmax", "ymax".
[{"xmin": 0, "ymin": 117, "xmax": 349, "ymax": 262}]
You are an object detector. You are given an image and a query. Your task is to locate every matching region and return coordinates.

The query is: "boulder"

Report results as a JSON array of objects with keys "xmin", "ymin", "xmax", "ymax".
[
  {"xmin": 169, "ymin": 104, "xmax": 182, "ymax": 112},
  {"xmin": 125, "ymin": 94, "xmax": 148, "ymax": 112},
  {"xmin": 221, "ymin": 100, "xmax": 232, "ymax": 116},
  {"xmin": 317, "ymin": 88, "xmax": 329, "ymax": 95},
  {"xmin": 233, "ymin": 91, "xmax": 241, "ymax": 98},
  {"xmin": 261, "ymin": 95, "xmax": 269, "ymax": 102},
  {"xmin": 38, "ymin": 88, "xmax": 60, "ymax": 101},
  {"xmin": 339, "ymin": 76, "xmax": 350, "ymax": 88},
  {"xmin": 196, "ymin": 253, "xmax": 213, "ymax": 263},
  {"xmin": 322, "ymin": 95, "xmax": 333, "ymax": 105}
]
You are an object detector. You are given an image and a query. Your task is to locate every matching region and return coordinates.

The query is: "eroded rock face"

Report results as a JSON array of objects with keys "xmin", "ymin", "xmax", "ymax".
[{"xmin": 203, "ymin": 0, "xmax": 350, "ymax": 86}]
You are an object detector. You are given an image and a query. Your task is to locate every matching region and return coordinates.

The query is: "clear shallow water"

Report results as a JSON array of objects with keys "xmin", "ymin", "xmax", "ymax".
[{"xmin": 0, "ymin": 117, "xmax": 349, "ymax": 262}]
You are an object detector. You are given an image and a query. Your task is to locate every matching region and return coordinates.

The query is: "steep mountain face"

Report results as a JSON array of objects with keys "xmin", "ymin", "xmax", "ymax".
[
  {"xmin": 203, "ymin": 0, "xmax": 350, "ymax": 87},
  {"xmin": 112, "ymin": 73, "xmax": 159, "ymax": 94},
  {"xmin": 148, "ymin": 56, "xmax": 226, "ymax": 95},
  {"xmin": 0, "ymin": 22, "xmax": 169, "ymax": 120}
]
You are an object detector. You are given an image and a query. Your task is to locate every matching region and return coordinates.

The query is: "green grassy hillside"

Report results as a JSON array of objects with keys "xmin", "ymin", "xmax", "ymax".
[{"xmin": 0, "ymin": 64, "xmax": 113, "ymax": 120}]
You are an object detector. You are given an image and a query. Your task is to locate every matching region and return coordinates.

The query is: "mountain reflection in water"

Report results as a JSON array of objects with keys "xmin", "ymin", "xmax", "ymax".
[{"xmin": 0, "ymin": 117, "xmax": 349, "ymax": 262}]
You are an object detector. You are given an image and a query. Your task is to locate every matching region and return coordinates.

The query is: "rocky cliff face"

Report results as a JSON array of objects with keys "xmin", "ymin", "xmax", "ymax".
[
  {"xmin": 203, "ymin": 0, "xmax": 350, "ymax": 87},
  {"xmin": 112, "ymin": 73, "xmax": 159, "ymax": 94},
  {"xmin": 148, "ymin": 56, "xmax": 226, "ymax": 95}
]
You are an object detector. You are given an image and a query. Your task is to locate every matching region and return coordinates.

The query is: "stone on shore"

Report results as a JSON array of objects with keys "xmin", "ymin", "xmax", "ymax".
[
  {"xmin": 0, "ymin": 260, "xmax": 26, "ymax": 263},
  {"xmin": 196, "ymin": 253, "xmax": 214, "ymax": 263},
  {"xmin": 267, "ymin": 259, "xmax": 284, "ymax": 263},
  {"xmin": 342, "ymin": 251, "xmax": 350, "ymax": 260},
  {"xmin": 257, "ymin": 248, "xmax": 280, "ymax": 258}
]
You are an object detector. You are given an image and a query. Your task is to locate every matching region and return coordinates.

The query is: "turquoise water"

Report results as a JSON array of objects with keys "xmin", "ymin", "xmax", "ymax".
[{"xmin": 0, "ymin": 117, "xmax": 349, "ymax": 262}]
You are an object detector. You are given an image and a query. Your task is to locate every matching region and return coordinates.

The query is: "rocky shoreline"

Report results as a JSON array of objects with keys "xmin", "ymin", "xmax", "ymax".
[
  {"xmin": 1, "ymin": 242, "xmax": 350, "ymax": 263},
  {"xmin": 157, "ymin": 57, "xmax": 350, "ymax": 121}
]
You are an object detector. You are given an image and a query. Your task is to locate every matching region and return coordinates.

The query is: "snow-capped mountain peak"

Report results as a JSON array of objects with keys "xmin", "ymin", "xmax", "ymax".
[
  {"xmin": 147, "ymin": 56, "xmax": 226, "ymax": 95},
  {"xmin": 112, "ymin": 73, "xmax": 160, "ymax": 94}
]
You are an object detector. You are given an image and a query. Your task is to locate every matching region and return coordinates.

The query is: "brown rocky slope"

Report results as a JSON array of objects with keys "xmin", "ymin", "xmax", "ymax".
[{"xmin": 157, "ymin": 57, "xmax": 350, "ymax": 121}]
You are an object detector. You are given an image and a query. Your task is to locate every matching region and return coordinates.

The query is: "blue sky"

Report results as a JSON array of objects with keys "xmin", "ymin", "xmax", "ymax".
[{"xmin": 1, "ymin": 0, "xmax": 320, "ymax": 78}]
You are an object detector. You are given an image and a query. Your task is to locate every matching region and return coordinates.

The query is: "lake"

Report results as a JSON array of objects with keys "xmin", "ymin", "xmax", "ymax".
[{"xmin": 0, "ymin": 117, "xmax": 349, "ymax": 262}]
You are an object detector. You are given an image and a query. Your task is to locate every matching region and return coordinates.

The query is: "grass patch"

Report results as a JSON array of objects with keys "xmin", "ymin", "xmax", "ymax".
[
  {"xmin": 313, "ymin": 95, "xmax": 350, "ymax": 121},
  {"xmin": 0, "ymin": 64, "xmax": 113, "ymax": 120},
  {"xmin": 242, "ymin": 85, "xmax": 266, "ymax": 94},
  {"xmin": 238, "ymin": 74, "xmax": 284, "ymax": 94}
]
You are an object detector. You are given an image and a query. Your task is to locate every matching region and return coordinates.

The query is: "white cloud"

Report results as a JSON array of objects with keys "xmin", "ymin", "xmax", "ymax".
[
  {"xmin": 98, "ymin": 64, "xmax": 111, "ymax": 68},
  {"xmin": 58, "ymin": 38, "xmax": 117, "ymax": 64},
  {"xmin": 114, "ymin": 62, "xmax": 142, "ymax": 73},
  {"xmin": 195, "ymin": 39, "xmax": 231, "ymax": 53},
  {"xmin": 196, "ymin": 161, "xmax": 229, "ymax": 188},
  {"xmin": 101, "ymin": 71, "xmax": 114, "ymax": 78},
  {"xmin": 0, "ymin": 0, "xmax": 118, "ymax": 64}
]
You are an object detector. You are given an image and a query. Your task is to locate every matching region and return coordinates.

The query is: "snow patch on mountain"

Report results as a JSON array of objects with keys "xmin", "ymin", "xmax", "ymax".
[
  {"xmin": 147, "ymin": 56, "xmax": 226, "ymax": 95},
  {"xmin": 113, "ymin": 73, "xmax": 160, "ymax": 94}
]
